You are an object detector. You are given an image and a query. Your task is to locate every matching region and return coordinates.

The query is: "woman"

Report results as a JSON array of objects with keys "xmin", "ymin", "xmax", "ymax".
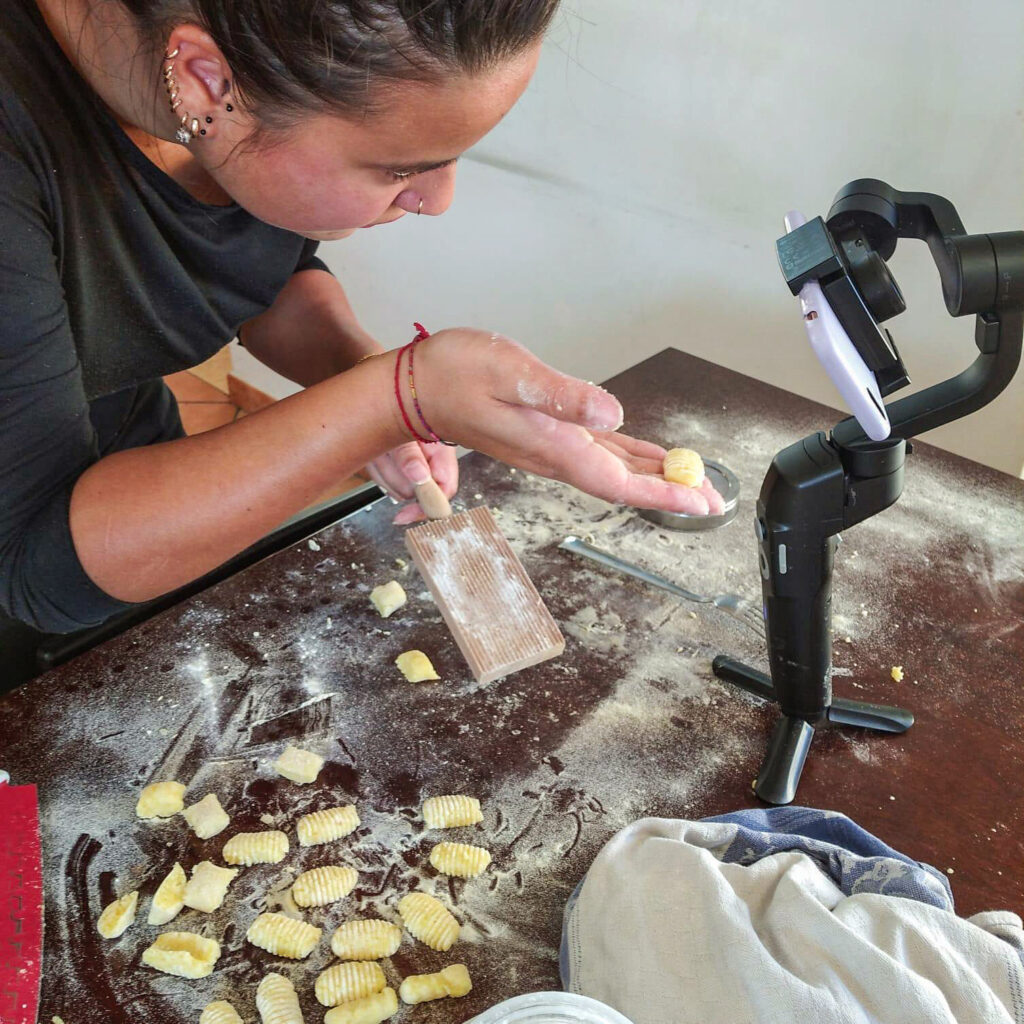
[{"xmin": 0, "ymin": 0, "xmax": 724, "ymax": 675}]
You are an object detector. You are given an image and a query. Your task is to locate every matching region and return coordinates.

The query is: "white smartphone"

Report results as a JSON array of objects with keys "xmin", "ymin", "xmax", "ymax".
[{"xmin": 784, "ymin": 211, "xmax": 891, "ymax": 442}]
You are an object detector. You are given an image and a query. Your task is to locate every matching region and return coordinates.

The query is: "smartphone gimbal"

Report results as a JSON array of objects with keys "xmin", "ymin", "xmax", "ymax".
[{"xmin": 713, "ymin": 180, "xmax": 1024, "ymax": 805}]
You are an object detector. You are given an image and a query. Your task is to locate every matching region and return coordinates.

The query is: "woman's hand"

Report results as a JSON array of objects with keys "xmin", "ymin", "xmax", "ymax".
[
  {"xmin": 401, "ymin": 328, "xmax": 726, "ymax": 517},
  {"xmin": 364, "ymin": 441, "xmax": 459, "ymax": 525}
]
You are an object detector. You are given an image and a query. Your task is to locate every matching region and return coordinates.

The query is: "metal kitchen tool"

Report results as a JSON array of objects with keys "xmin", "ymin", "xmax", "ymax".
[
  {"xmin": 559, "ymin": 536, "xmax": 763, "ymax": 633},
  {"xmin": 639, "ymin": 459, "xmax": 740, "ymax": 531},
  {"xmin": 0, "ymin": 770, "xmax": 44, "ymax": 1024}
]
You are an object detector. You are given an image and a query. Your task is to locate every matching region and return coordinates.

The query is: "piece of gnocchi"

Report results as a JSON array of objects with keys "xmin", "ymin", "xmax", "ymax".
[
  {"xmin": 247, "ymin": 911, "xmax": 322, "ymax": 960},
  {"xmin": 97, "ymin": 890, "xmax": 138, "ymax": 939},
  {"xmin": 183, "ymin": 793, "xmax": 231, "ymax": 839},
  {"xmin": 223, "ymin": 830, "xmax": 289, "ymax": 866},
  {"xmin": 429, "ymin": 842, "xmax": 492, "ymax": 878},
  {"xmin": 273, "ymin": 745, "xmax": 324, "ymax": 785},
  {"xmin": 292, "ymin": 865, "xmax": 358, "ymax": 908},
  {"xmin": 399, "ymin": 963, "xmax": 472, "ymax": 1004},
  {"xmin": 148, "ymin": 862, "xmax": 187, "ymax": 925},
  {"xmin": 136, "ymin": 781, "xmax": 186, "ymax": 819},
  {"xmin": 421, "ymin": 794, "xmax": 483, "ymax": 829},
  {"xmin": 200, "ymin": 1001, "xmax": 244, "ymax": 1024},
  {"xmin": 297, "ymin": 805, "xmax": 360, "ymax": 847},
  {"xmin": 397, "ymin": 892, "xmax": 460, "ymax": 951},
  {"xmin": 256, "ymin": 972, "xmax": 304, "ymax": 1024},
  {"xmin": 315, "ymin": 961, "xmax": 387, "ymax": 1007},
  {"xmin": 183, "ymin": 861, "xmax": 239, "ymax": 914},
  {"xmin": 662, "ymin": 447, "xmax": 706, "ymax": 488},
  {"xmin": 323, "ymin": 988, "xmax": 398, "ymax": 1024},
  {"xmin": 330, "ymin": 919, "xmax": 403, "ymax": 961},
  {"xmin": 370, "ymin": 580, "xmax": 406, "ymax": 618},
  {"xmin": 395, "ymin": 650, "xmax": 440, "ymax": 682},
  {"xmin": 141, "ymin": 931, "xmax": 221, "ymax": 979}
]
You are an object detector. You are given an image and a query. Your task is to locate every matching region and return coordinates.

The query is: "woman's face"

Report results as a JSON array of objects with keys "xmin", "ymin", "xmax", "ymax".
[{"xmin": 200, "ymin": 45, "xmax": 541, "ymax": 240}]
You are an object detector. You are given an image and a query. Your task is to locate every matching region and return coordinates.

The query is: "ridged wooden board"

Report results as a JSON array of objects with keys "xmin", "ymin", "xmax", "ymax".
[{"xmin": 404, "ymin": 506, "xmax": 564, "ymax": 683}]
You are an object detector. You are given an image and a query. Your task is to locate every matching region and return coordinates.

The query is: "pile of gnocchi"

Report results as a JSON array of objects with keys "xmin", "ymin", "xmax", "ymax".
[{"xmin": 97, "ymin": 744, "xmax": 491, "ymax": 1023}]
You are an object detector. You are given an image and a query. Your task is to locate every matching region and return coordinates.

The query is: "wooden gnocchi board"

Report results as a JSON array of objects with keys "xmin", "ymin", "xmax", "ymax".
[{"xmin": 404, "ymin": 506, "xmax": 565, "ymax": 684}]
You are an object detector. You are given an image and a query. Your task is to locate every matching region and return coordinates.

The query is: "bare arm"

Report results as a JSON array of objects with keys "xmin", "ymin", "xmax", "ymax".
[
  {"xmin": 238, "ymin": 268, "xmax": 461, "ymax": 517},
  {"xmin": 238, "ymin": 268, "xmax": 381, "ymax": 386},
  {"xmin": 68, "ymin": 322, "xmax": 721, "ymax": 607},
  {"xmin": 69, "ymin": 357, "xmax": 403, "ymax": 603}
]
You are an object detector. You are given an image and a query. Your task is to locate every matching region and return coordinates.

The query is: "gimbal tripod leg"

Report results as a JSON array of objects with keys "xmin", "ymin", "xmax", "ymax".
[
  {"xmin": 755, "ymin": 715, "xmax": 815, "ymax": 806},
  {"xmin": 827, "ymin": 699, "xmax": 914, "ymax": 732},
  {"xmin": 710, "ymin": 655, "xmax": 775, "ymax": 701}
]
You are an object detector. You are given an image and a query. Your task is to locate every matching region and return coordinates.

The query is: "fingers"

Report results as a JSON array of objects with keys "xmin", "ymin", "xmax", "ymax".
[
  {"xmin": 392, "ymin": 502, "xmax": 426, "ymax": 526},
  {"xmin": 365, "ymin": 460, "xmax": 406, "ymax": 502},
  {"xmin": 424, "ymin": 444, "xmax": 460, "ymax": 498},
  {"xmin": 491, "ymin": 344, "xmax": 624, "ymax": 432},
  {"xmin": 594, "ymin": 436, "xmax": 664, "ymax": 476},
  {"xmin": 370, "ymin": 442, "xmax": 458, "ymax": 522},
  {"xmin": 699, "ymin": 476, "xmax": 726, "ymax": 516},
  {"xmin": 390, "ymin": 441, "xmax": 432, "ymax": 486},
  {"xmin": 595, "ymin": 432, "xmax": 668, "ymax": 461},
  {"xmin": 617, "ymin": 475, "xmax": 712, "ymax": 515}
]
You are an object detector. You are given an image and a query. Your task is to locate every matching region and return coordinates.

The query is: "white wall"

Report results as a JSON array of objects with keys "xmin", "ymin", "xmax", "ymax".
[{"xmin": 238, "ymin": 0, "xmax": 1024, "ymax": 476}]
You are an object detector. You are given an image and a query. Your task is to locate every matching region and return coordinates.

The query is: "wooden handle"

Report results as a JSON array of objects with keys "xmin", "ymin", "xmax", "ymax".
[{"xmin": 414, "ymin": 479, "xmax": 452, "ymax": 520}]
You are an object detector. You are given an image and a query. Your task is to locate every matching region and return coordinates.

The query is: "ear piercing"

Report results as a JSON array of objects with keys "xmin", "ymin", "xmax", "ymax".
[{"xmin": 162, "ymin": 46, "xmax": 214, "ymax": 144}]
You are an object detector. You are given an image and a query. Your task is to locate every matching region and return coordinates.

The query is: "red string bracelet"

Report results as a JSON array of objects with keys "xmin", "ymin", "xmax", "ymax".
[
  {"xmin": 407, "ymin": 324, "xmax": 457, "ymax": 446},
  {"xmin": 393, "ymin": 341, "xmax": 432, "ymax": 444}
]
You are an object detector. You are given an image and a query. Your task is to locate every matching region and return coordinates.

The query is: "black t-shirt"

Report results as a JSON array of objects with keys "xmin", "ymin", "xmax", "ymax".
[{"xmin": 0, "ymin": 0, "xmax": 326, "ymax": 632}]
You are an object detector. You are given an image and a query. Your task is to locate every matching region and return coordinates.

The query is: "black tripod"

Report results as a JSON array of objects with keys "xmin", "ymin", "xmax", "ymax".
[{"xmin": 714, "ymin": 181, "xmax": 1024, "ymax": 805}]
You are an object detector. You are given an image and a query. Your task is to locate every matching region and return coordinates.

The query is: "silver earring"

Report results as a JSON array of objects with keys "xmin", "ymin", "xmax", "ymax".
[{"xmin": 175, "ymin": 114, "xmax": 201, "ymax": 145}]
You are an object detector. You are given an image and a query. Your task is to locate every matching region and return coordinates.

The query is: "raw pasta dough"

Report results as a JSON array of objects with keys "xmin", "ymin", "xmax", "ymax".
[
  {"xmin": 247, "ymin": 911, "xmax": 322, "ymax": 959},
  {"xmin": 662, "ymin": 447, "xmax": 705, "ymax": 487},
  {"xmin": 395, "ymin": 650, "xmax": 439, "ymax": 682},
  {"xmin": 330, "ymin": 919, "xmax": 403, "ymax": 960},
  {"xmin": 292, "ymin": 865, "xmax": 358, "ymax": 908},
  {"xmin": 257, "ymin": 972, "xmax": 304, "ymax": 1024},
  {"xmin": 429, "ymin": 842, "xmax": 491, "ymax": 878},
  {"xmin": 183, "ymin": 794, "xmax": 231, "ymax": 839},
  {"xmin": 183, "ymin": 861, "xmax": 238, "ymax": 913},
  {"xmin": 315, "ymin": 961, "xmax": 387, "ymax": 1007},
  {"xmin": 136, "ymin": 781, "xmax": 185, "ymax": 819},
  {"xmin": 141, "ymin": 932, "xmax": 221, "ymax": 979},
  {"xmin": 96, "ymin": 890, "xmax": 138, "ymax": 938},
  {"xmin": 369, "ymin": 580, "xmax": 406, "ymax": 618},
  {"xmin": 324, "ymin": 989, "xmax": 398, "ymax": 1024},
  {"xmin": 398, "ymin": 892, "xmax": 460, "ymax": 951},
  {"xmin": 399, "ymin": 963, "xmax": 472, "ymax": 1004},
  {"xmin": 297, "ymin": 805, "xmax": 360, "ymax": 847},
  {"xmin": 148, "ymin": 862, "xmax": 186, "ymax": 925},
  {"xmin": 223, "ymin": 830, "xmax": 289, "ymax": 866},
  {"xmin": 200, "ymin": 1001, "xmax": 244, "ymax": 1024},
  {"xmin": 422, "ymin": 794, "xmax": 482, "ymax": 829},
  {"xmin": 273, "ymin": 744, "xmax": 325, "ymax": 784}
]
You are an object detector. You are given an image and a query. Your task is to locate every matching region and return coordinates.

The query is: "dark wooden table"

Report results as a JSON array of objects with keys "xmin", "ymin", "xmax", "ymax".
[{"xmin": 2, "ymin": 349, "xmax": 1022, "ymax": 1023}]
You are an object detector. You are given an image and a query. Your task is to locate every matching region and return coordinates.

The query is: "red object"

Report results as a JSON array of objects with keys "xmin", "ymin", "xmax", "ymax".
[
  {"xmin": 407, "ymin": 324, "xmax": 457, "ymax": 447},
  {"xmin": 0, "ymin": 778, "xmax": 43, "ymax": 1024},
  {"xmin": 393, "ymin": 342, "xmax": 432, "ymax": 444}
]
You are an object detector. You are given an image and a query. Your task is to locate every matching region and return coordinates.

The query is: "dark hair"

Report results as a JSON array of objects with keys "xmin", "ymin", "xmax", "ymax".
[{"xmin": 122, "ymin": 0, "xmax": 559, "ymax": 127}]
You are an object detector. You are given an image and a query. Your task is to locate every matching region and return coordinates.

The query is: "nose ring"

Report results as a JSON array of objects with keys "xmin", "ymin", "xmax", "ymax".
[{"xmin": 417, "ymin": 198, "xmax": 423, "ymax": 216}]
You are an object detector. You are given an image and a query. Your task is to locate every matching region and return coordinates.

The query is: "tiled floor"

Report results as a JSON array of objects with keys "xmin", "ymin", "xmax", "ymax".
[{"xmin": 164, "ymin": 363, "xmax": 369, "ymax": 503}]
